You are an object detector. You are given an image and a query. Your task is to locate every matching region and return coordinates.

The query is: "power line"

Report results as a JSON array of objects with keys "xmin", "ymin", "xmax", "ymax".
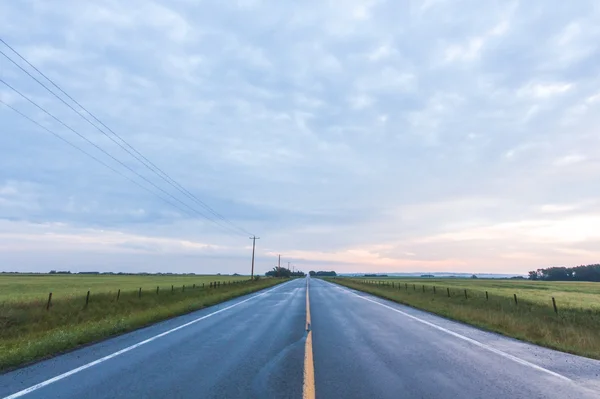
[
  {"xmin": 0, "ymin": 98, "xmax": 196, "ymax": 219},
  {"xmin": 0, "ymin": 78, "xmax": 245, "ymax": 237},
  {"xmin": 0, "ymin": 38, "xmax": 254, "ymax": 237}
]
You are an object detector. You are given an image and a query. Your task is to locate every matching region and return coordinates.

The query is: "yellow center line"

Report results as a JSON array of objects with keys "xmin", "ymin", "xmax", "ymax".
[{"xmin": 303, "ymin": 278, "xmax": 316, "ymax": 399}]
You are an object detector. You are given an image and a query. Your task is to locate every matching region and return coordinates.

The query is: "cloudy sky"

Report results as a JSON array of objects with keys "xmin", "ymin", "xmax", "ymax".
[{"xmin": 1, "ymin": 0, "xmax": 599, "ymax": 275}]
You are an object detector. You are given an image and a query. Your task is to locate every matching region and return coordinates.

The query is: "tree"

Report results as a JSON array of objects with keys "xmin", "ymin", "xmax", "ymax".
[
  {"xmin": 312, "ymin": 271, "xmax": 337, "ymax": 277},
  {"xmin": 471, "ymin": 274, "xmax": 478, "ymax": 279},
  {"xmin": 309, "ymin": 271, "xmax": 316, "ymax": 276},
  {"xmin": 266, "ymin": 267, "xmax": 306, "ymax": 278},
  {"xmin": 528, "ymin": 271, "xmax": 538, "ymax": 280},
  {"xmin": 528, "ymin": 264, "xmax": 600, "ymax": 282}
]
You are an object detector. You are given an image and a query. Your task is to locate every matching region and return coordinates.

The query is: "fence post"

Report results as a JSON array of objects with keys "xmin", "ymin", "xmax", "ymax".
[
  {"xmin": 203, "ymin": 283, "xmax": 205, "ymax": 288},
  {"xmin": 183, "ymin": 285, "xmax": 185, "ymax": 292},
  {"xmin": 485, "ymin": 291, "xmax": 488, "ymax": 300},
  {"xmin": 117, "ymin": 289, "xmax": 121, "ymax": 301},
  {"xmin": 392, "ymin": 282, "xmax": 394, "ymax": 288},
  {"xmin": 464, "ymin": 289, "xmax": 467, "ymax": 299},
  {"xmin": 422, "ymin": 285, "xmax": 425, "ymax": 293},
  {"xmin": 157, "ymin": 286, "xmax": 159, "ymax": 295},
  {"xmin": 433, "ymin": 286, "xmax": 436, "ymax": 294},
  {"xmin": 171, "ymin": 285, "xmax": 174, "ymax": 293},
  {"xmin": 46, "ymin": 292, "xmax": 52, "ymax": 310},
  {"xmin": 138, "ymin": 287, "xmax": 142, "ymax": 299},
  {"xmin": 193, "ymin": 284, "xmax": 196, "ymax": 289},
  {"xmin": 413, "ymin": 284, "xmax": 416, "ymax": 291},
  {"xmin": 447, "ymin": 288, "xmax": 450, "ymax": 297},
  {"xmin": 514, "ymin": 294, "xmax": 518, "ymax": 305},
  {"xmin": 552, "ymin": 297, "xmax": 558, "ymax": 314},
  {"xmin": 405, "ymin": 283, "xmax": 408, "ymax": 290},
  {"xmin": 85, "ymin": 290, "xmax": 90, "ymax": 307}
]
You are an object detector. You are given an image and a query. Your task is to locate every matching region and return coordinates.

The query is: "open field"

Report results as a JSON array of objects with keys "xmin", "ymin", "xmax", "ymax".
[
  {"xmin": 327, "ymin": 277, "xmax": 600, "ymax": 360},
  {"xmin": 0, "ymin": 274, "xmax": 284, "ymax": 372},
  {"xmin": 357, "ymin": 277, "xmax": 600, "ymax": 311},
  {"xmin": 0, "ymin": 274, "xmax": 251, "ymax": 302}
]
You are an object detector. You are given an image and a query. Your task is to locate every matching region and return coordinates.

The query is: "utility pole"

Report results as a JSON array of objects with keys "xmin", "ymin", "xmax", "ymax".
[
  {"xmin": 249, "ymin": 236, "xmax": 259, "ymax": 280},
  {"xmin": 278, "ymin": 254, "xmax": 281, "ymax": 277}
]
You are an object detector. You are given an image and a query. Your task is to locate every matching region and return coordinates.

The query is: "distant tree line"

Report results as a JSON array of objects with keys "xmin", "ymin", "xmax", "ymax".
[
  {"xmin": 528, "ymin": 264, "xmax": 600, "ymax": 281},
  {"xmin": 364, "ymin": 274, "xmax": 388, "ymax": 277},
  {"xmin": 309, "ymin": 271, "xmax": 337, "ymax": 277},
  {"xmin": 265, "ymin": 267, "xmax": 306, "ymax": 277},
  {"xmin": 47, "ymin": 271, "xmax": 206, "ymax": 276}
]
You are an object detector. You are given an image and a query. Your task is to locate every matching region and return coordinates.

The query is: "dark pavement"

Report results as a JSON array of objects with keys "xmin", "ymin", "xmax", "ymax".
[
  {"xmin": 310, "ymin": 278, "xmax": 600, "ymax": 399},
  {"xmin": 1, "ymin": 277, "xmax": 598, "ymax": 399}
]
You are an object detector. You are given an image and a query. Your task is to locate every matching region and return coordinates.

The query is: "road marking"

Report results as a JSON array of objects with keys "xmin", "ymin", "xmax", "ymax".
[
  {"xmin": 328, "ymin": 281, "xmax": 572, "ymax": 382},
  {"xmin": 303, "ymin": 278, "xmax": 316, "ymax": 399},
  {"xmin": 2, "ymin": 281, "xmax": 294, "ymax": 399}
]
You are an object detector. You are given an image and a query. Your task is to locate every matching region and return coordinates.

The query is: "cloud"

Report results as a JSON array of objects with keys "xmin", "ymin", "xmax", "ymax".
[
  {"xmin": 1, "ymin": 0, "xmax": 600, "ymax": 274},
  {"xmin": 518, "ymin": 82, "xmax": 573, "ymax": 99},
  {"xmin": 554, "ymin": 154, "xmax": 587, "ymax": 166}
]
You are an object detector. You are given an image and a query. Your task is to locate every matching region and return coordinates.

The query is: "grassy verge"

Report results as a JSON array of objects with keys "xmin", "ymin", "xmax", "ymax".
[
  {"xmin": 0, "ymin": 278, "xmax": 286, "ymax": 372},
  {"xmin": 325, "ymin": 278, "xmax": 600, "ymax": 360}
]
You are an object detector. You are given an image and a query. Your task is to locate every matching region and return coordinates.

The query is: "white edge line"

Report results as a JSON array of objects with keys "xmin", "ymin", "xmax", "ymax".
[
  {"xmin": 324, "ymin": 280, "xmax": 572, "ymax": 382},
  {"xmin": 3, "ymin": 280, "xmax": 294, "ymax": 399}
]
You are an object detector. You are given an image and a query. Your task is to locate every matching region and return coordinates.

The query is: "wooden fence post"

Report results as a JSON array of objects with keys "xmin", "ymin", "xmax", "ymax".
[
  {"xmin": 46, "ymin": 292, "xmax": 52, "ymax": 310},
  {"xmin": 422, "ymin": 285, "xmax": 425, "ymax": 293},
  {"xmin": 552, "ymin": 297, "xmax": 558, "ymax": 314},
  {"xmin": 183, "ymin": 285, "xmax": 185, "ymax": 292},
  {"xmin": 138, "ymin": 287, "xmax": 142, "ymax": 298},
  {"xmin": 514, "ymin": 294, "xmax": 518, "ymax": 305},
  {"xmin": 433, "ymin": 286, "xmax": 436, "ymax": 295},
  {"xmin": 85, "ymin": 290, "xmax": 90, "ymax": 307},
  {"xmin": 485, "ymin": 291, "xmax": 488, "ymax": 300},
  {"xmin": 156, "ymin": 286, "xmax": 159, "ymax": 295},
  {"xmin": 447, "ymin": 288, "xmax": 450, "ymax": 297},
  {"xmin": 171, "ymin": 285, "xmax": 174, "ymax": 293},
  {"xmin": 117, "ymin": 289, "xmax": 121, "ymax": 301},
  {"xmin": 464, "ymin": 289, "xmax": 467, "ymax": 299}
]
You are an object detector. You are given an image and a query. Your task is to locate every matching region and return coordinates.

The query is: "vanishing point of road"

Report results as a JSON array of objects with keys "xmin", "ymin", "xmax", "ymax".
[{"xmin": 1, "ymin": 278, "xmax": 599, "ymax": 398}]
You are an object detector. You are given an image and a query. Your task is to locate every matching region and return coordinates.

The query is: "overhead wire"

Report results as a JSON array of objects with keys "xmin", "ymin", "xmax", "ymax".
[
  {"xmin": 0, "ymin": 78, "xmax": 246, "ymax": 237},
  {"xmin": 0, "ymin": 98, "xmax": 198, "ymax": 219},
  {"xmin": 0, "ymin": 38, "xmax": 255, "ymax": 237},
  {"xmin": 0, "ymin": 39, "xmax": 254, "ymax": 237}
]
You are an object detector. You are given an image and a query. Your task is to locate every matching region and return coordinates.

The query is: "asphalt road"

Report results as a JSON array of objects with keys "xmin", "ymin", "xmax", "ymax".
[{"xmin": 1, "ymin": 277, "xmax": 599, "ymax": 399}]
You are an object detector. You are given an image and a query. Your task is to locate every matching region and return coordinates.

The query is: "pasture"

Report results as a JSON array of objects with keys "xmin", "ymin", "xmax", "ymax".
[{"xmin": 0, "ymin": 273, "xmax": 250, "ymax": 302}]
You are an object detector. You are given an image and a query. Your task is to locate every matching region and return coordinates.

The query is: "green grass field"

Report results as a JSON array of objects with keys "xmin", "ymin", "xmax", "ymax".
[
  {"xmin": 327, "ymin": 277, "xmax": 600, "ymax": 360},
  {"xmin": 0, "ymin": 274, "xmax": 284, "ymax": 372},
  {"xmin": 0, "ymin": 274, "xmax": 251, "ymax": 302}
]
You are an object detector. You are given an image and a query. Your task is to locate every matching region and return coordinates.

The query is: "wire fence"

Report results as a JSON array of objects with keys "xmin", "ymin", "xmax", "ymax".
[
  {"xmin": 345, "ymin": 279, "xmax": 563, "ymax": 314},
  {"xmin": 40, "ymin": 279, "xmax": 255, "ymax": 310}
]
